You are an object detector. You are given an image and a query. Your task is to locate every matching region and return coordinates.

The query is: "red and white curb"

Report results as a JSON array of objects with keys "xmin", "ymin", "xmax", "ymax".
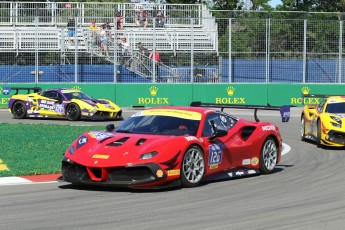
[{"xmin": 0, "ymin": 174, "xmax": 61, "ymax": 186}]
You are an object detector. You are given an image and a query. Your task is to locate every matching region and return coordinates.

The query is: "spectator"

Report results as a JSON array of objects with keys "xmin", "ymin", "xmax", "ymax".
[
  {"xmin": 99, "ymin": 25, "xmax": 109, "ymax": 57},
  {"xmin": 89, "ymin": 19, "xmax": 99, "ymax": 45},
  {"xmin": 67, "ymin": 16, "xmax": 76, "ymax": 46},
  {"xmin": 105, "ymin": 20, "xmax": 111, "ymax": 30},
  {"xmin": 104, "ymin": 20, "xmax": 113, "ymax": 41},
  {"xmin": 155, "ymin": 11, "xmax": 165, "ymax": 28},
  {"xmin": 136, "ymin": 42, "xmax": 149, "ymax": 58},
  {"xmin": 135, "ymin": 8, "xmax": 148, "ymax": 28},
  {"xmin": 118, "ymin": 37, "xmax": 131, "ymax": 66},
  {"xmin": 149, "ymin": 49, "xmax": 161, "ymax": 63},
  {"xmin": 114, "ymin": 10, "xmax": 123, "ymax": 30},
  {"xmin": 149, "ymin": 49, "xmax": 161, "ymax": 81}
]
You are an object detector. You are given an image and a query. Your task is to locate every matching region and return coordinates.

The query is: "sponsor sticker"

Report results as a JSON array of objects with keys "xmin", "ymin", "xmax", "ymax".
[
  {"xmin": 136, "ymin": 109, "xmax": 202, "ymax": 120},
  {"xmin": 156, "ymin": 170, "xmax": 164, "ymax": 178},
  {"xmin": 210, "ymin": 164, "xmax": 218, "ymax": 169},
  {"xmin": 242, "ymin": 159, "xmax": 250, "ymax": 165},
  {"xmin": 251, "ymin": 157, "xmax": 259, "ymax": 166},
  {"xmin": 167, "ymin": 169, "xmax": 180, "ymax": 176},
  {"xmin": 185, "ymin": 136, "xmax": 198, "ymax": 141},
  {"xmin": 262, "ymin": 125, "xmax": 276, "ymax": 131},
  {"xmin": 77, "ymin": 136, "xmax": 88, "ymax": 149},
  {"xmin": 89, "ymin": 131, "xmax": 115, "ymax": 140},
  {"xmin": 92, "ymin": 154, "xmax": 109, "ymax": 159},
  {"xmin": 328, "ymin": 100, "xmax": 340, "ymax": 104},
  {"xmin": 55, "ymin": 104, "xmax": 65, "ymax": 113},
  {"xmin": 2, "ymin": 87, "xmax": 11, "ymax": 95}
]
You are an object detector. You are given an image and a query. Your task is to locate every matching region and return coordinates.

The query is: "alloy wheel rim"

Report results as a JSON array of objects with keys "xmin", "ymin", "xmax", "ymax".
[
  {"xmin": 182, "ymin": 148, "xmax": 205, "ymax": 184},
  {"xmin": 263, "ymin": 140, "xmax": 277, "ymax": 171},
  {"xmin": 301, "ymin": 118, "xmax": 304, "ymax": 137}
]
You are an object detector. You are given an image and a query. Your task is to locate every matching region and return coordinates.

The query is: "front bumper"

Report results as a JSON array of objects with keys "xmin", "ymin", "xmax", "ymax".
[
  {"xmin": 323, "ymin": 130, "xmax": 345, "ymax": 146},
  {"xmin": 82, "ymin": 109, "xmax": 123, "ymax": 121},
  {"xmin": 61, "ymin": 157, "xmax": 168, "ymax": 188}
]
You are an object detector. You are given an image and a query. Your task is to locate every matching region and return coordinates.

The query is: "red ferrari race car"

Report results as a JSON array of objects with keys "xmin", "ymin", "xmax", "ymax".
[{"xmin": 61, "ymin": 102, "xmax": 290, "ymax": 189}]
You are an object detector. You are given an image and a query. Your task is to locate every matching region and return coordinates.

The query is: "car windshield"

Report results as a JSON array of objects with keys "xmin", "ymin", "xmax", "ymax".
[
  {"xmin": 325, "ymin": 102, "xmax": 345, "ymax": 113},
  {"xmin": 63, "ymin": 91, "xmax": 92, "ymax": 100},
  {"xmin": 115, "ymin": 115, "xmax": 200, "ymax": 136}
]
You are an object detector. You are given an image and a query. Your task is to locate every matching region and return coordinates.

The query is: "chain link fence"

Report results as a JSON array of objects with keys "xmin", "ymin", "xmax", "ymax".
[{"xmin": 0, "ymin": 2, "xmax": 344, "ymax": 84}]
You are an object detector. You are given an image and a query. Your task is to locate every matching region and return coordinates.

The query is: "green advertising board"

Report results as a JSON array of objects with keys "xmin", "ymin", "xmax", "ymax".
[{"xmin": 1, "ymin": 83, "xmax": 344, "ymax": 109}]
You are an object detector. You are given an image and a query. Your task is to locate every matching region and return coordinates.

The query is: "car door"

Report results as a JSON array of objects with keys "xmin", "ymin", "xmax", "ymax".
[
  {"xmin": 38, "ymin": 90, "xmax": 65, "ymax": 117},
  {"xmin": 310, "ymin": 100, "xmax": 326, "ymax": 137},
  {"xmin": 201, "ymin": 112, "xmax": 240, "ymax": 174}
]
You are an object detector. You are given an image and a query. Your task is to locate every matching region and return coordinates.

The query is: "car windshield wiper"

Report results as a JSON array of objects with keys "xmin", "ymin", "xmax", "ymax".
[{"xmin": 116, "ymin": 130, "xmax": 132, "ymax": 133}]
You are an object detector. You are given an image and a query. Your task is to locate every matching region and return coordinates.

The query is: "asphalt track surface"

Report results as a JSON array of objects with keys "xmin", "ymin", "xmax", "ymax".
[{"xmin": 1, "ymin": 107, "xmax": 345, "ymax": 230}]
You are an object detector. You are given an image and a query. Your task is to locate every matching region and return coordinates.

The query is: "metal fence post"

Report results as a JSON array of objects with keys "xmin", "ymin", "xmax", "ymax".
[
  {"xmin": 153, "ymin": 18, "xmax": 157, "ymax": 83},
  {"xmin": 229, "ymin": 18, "xmax": 232, "ymax": 83},
  {"xmin": 114, "ymin": 24, "xmax": 118, "ymax": 83},
  {"xmin": 266, "ymin": 15, "xmax": 270, "ymax": 83},
  {"xmin": 190, "ymin": 17, "xmax": 194, "ymax": 83},
  {"xmin": 339, "ymin": 19, "xmax": 343, "ymax": 83},
  {"xmin": 303, "ymin": 13, "xmax": 308, "ymax": 83},
  {"xmin": 74, "ymin": 16, "xmax": 79, "ymax": 83},
  {"xmin": 34, "ymin": 16, "xmax": 39, "ymax": 85}
]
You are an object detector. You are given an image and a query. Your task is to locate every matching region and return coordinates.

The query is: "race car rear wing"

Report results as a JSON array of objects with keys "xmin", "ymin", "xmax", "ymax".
[
  {"xmin": 190, "ymin": 101, "xmax": 291, "ymax": 122},
  {"xmin": 9, "ymin": 87, "xmax": 42, "ymax": 95},
  {"xmin": 301, "ymin": 94, "xmax": 345, "ymax": 103}
]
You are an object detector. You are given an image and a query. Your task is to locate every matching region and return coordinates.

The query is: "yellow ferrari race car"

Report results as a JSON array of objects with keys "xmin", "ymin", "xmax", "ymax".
[
  {"xmin": 301, "ymin": 94, "xmax": 345, "ymax": 147},
  {"xmin": 8, "ymin": 87, "xmax": 123, "ymax": 121}
]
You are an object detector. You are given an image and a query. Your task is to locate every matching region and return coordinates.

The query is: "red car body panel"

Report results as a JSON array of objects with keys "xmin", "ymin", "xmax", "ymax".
[{"xmin": 62, "ymin": 106, "xmax": 283, "ymax": 189}]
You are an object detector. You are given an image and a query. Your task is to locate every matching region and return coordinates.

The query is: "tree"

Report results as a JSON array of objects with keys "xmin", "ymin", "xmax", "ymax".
[{"xmin": 277, "ymin": 0, "xmax": 345, "ymax": 12}]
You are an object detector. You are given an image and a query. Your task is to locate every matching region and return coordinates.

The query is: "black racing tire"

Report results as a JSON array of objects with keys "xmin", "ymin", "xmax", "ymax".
[
  {"xmin": 181, "ymin": 146, "xmax": 205, "ymax": 188},
  {"xmin": 259, "ymin": 137, "xmax": 278, "ymax": 174},
  {"xmin": 316, "ymin": 120, "xmax": 322, "ymax": 148},
  {"xmin": 66, "ymin": 103, "xmax": 81, "ymax": 121},
  {"xmin": 12, "ymin": 101, "xmax": 27, "ymax": 119},
  {"xmin": 300, "ymin": 116, "xmax": 306, "ymax": 141}
]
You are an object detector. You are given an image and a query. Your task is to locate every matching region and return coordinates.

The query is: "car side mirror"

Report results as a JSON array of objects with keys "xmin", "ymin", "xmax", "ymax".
[
  {"xmin": 208, "ymin": 129, "xmax": 227, "ymax": 141},
  {"xmin": 106, "ymin": 124, "xmax": 115, "ymax": 132}
]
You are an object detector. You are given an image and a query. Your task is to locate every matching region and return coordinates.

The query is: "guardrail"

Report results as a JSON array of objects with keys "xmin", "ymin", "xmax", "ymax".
[
  {"xmin": 0, "ymin": 26, "xmax": 218, "ymax": 52},
  {"xmin": 0, "ymin": 2, "xmax": 206, "ymax": 27}
]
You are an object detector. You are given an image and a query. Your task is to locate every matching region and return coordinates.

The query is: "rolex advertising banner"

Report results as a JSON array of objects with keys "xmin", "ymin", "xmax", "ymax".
[
  {"xmin": 191, "ymin": 84, "xmax": 268, "ymax": 105},
  {"xmin": 267, "ymin": 84, "xmax": 345, "ymax": 106},
  {"xmin": 115, "ymin": 84, "xmax": 193, "ymax": 107},
  {"xmin": 1, "ymin": 83, "xmax": 344, "ymax": 108}
]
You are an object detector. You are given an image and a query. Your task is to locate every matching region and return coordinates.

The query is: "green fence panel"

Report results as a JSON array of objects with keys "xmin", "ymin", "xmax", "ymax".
[{"xmin": 1, "ymin": 83, "xmax": 345, "ymax": 109}]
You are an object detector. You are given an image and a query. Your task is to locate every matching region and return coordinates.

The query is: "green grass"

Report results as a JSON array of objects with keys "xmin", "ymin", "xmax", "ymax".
[{"xmin": 0, "ymin": 123, "xmax": 105, "ymax": 177}]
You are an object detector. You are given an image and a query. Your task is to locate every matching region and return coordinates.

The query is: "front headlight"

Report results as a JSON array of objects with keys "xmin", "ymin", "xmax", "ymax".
[
  {"xmin": 140, "ymin": 151, "xmax": 158, "ymax": 160},
  {"xmin": 69, "ymin": 145, "xmax": 75, "ymax": 154},
  {"xmin": 331, "ymin": 122, "xmax": 341, "ymax": 128},
  {"xmin": 330, "ymin": 116, "xmax": 342, "ymax": 128},
  {"xmin": 105, "ymin": 104, "xmax": 115, "ymax": 109}
]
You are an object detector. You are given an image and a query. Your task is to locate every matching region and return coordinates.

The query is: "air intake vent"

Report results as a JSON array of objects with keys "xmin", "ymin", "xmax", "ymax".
[
  {"xmin": 107, "ymin": 137, "xmax": 129, "ymax": 146},
  {"xmin": 136, "ymin": 139, "xmax": 147, "ymax": 146},
  {"xmin": 241, "ymin": 127, "xmax": 256, "ymax": 141}
]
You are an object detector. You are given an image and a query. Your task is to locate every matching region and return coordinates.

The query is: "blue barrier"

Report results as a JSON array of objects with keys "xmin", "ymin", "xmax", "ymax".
[{"xmin": 0, "ymin": 59, "xmax": 340, "ymax": 83}]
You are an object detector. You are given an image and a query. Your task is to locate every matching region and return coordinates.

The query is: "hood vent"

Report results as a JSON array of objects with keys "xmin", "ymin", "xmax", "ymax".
[
  {"xmin": 136, "ymin": 139, "xmax": 147, "ymax": 146},
  {"xmin": 107, "ymin": 137, "xmax": 129, "ymax": 146}
]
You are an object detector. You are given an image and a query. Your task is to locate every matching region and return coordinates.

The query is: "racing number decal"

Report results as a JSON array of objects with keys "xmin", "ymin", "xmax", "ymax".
[{"xmin": 208, "ymin": 144, "xmax": 223, "ymax": 165}]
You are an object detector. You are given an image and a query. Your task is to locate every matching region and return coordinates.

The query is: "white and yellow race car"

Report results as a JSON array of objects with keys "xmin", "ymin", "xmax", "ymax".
[
  {"xmin": 301, "ymin": 94, "xmax": 345, "ymax": 147},
  {"xmin": 8, "ymin": 87, "xmax": 122, "ymax": 121}
]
